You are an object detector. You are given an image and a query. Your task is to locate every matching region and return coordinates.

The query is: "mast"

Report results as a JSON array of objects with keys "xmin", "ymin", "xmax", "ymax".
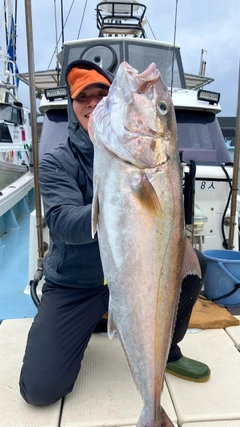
[
  {"xmin": 228, "ymin": 63, "xmax": 240, "ymax": 250},
  {"xmin": 4, "ymin": 1, "xmax": 9, "ymax": 54},
  {"xmin": 1, "ymin": 0, "xmax": 18, "ymax": 97},
  {"xmin": 14, "ymin": 0, "xmax": 17, "ymax": 64},
  {"xmin": 24, "ymin": 0, "xmax": 45, "ymax": 265}
]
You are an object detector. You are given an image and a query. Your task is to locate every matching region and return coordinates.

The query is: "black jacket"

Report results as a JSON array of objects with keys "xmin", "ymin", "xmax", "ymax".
[{"xmin": 39, "ymin": 60, "xmax": 113, "ymax": 287}]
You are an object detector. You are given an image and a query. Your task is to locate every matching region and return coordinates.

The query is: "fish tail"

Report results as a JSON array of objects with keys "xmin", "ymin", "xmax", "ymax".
[
  {"xmin": 159, "ymin": 408, "xmax": 175, "ymax": 427},
  {"xmin": 137, "ymin": 406, "xmax": 174, "ymax": 427}
]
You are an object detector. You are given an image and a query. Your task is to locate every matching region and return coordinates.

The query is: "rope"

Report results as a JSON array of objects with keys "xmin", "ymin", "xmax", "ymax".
[
  {"xmin": 77, "ymin": 0, "xmax": 88, "ymax": 39},
  {"xmin": 211, "ymin": 283, "xmax": 240, "ymax": 303},
  {"xmin": 48, "ymin": 0, "xmax": 75, "ymax": 70},
  {"xmin": 145, "ymin": 16, "xmax": 156, "ymax": 40}
]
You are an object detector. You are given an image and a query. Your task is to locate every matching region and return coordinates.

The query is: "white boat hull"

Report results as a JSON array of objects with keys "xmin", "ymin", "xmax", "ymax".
[
  {"xmin": 0, "ymin": 160, "xmax": 29, "ymax": 191},
  {"xmin": 0, "ymin": 170, "xmax": 34, "ymax": 217}
]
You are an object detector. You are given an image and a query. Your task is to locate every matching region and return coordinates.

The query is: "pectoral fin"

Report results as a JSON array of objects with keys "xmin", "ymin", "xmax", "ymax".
[
  {"xmin": 131, "ymin": 172, "xmax": 162, "ymax": 217},
  {"xmin": 91, "ymin": 188, "xmax": 99, "ymax": 238}
]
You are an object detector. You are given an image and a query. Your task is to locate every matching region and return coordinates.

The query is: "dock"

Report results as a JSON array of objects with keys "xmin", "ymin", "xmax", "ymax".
[{"xmin": 1, "ymin": 316, "xmax": 240, "ymax": 427}]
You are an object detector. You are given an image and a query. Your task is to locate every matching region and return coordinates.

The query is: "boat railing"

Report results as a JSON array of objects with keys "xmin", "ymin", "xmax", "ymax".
[
  {"xmin": 96, "ymin": 1, "xmax": 147, "ymax": 37},
  {"xmin": 0, "ymin": 85, "xmax": 18, "ymax": 104},
  {"xmin": 0, "ymin": 51, "xmax": 18, "ymax": 100}
]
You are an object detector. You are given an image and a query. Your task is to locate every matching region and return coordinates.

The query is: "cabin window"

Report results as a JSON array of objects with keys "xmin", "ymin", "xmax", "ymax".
[
  {"xmin": 0, "ymin": 105, "xmax": 12, "ymax": 122},
  {"xmin": 176, "ymin": 110, "xmax": 231, "ymax": 165},
  {"xmin": 11, "ymin": 107, "xmax": 19, "ymax": 123},
  {"xmin": 0, "ymin": 124, "xmax": 12, "ymax": 142},
  {"xmin": 60, "ymin": 40, "xmax": 187, "ymax": 89},
  {"xmin": 126, "ymin": 42, "xmax": 185, "ymax": 89},
  {"xmin": 0, "ymin": 104, "xmax": 23, "ymax": 125}
]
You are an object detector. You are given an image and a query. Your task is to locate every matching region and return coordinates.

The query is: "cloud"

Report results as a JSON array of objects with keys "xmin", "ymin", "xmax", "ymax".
[{"xmin": 1, "ymin": 0, "xmax": 239, "ymax": 116}]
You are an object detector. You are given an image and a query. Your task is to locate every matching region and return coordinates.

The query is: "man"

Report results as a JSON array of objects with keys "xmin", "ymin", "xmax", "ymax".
[{"xmin": 19, "ymin": 60, "xmax": 210, "ymax": 407}]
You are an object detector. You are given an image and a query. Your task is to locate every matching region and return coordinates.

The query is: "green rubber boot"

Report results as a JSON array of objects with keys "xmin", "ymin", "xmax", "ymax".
[{"xmin": 166, "ymin": 356, "xmax": 211, "ymax": 382}]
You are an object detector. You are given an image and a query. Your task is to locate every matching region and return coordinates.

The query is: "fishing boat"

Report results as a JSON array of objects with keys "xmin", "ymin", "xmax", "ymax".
[
  {"xmin": 1, "ymin": 2, "xmax": 240, "ymax": 427},
  {"xmin": 0, "ymin": 50, "xmax": 34, "ymax": 194},
  {"xmin": 36, "ymin": 1, "xmax": 238, "ymax": 253},
  {"xmin": 0, "ymin": 1, "xmax": 35, "ymax": 319}
]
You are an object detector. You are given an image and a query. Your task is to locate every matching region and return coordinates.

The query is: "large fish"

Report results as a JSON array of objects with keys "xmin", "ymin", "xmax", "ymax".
[{"xmin": 89, "ymin": 62, "xmax": 201, "ymax": 427}]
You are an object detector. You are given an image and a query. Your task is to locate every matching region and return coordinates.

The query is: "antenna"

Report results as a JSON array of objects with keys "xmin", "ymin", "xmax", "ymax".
[
  {"xmin": 54, "ymin": 0, "xmax": 60, "ymax": 85},
  {"xmin": 60, "ymin": 0, "xmax": 64, "ymax": 45},
  {"xmin": 170, "ymin": 0, "xmax": 179, "ymax": 96},
  {"xmin": 199, "ymin": 49, "xmax": 207, "ymax": 76}
]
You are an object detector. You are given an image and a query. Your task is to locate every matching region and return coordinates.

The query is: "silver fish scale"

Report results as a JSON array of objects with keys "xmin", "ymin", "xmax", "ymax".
[{"xmin": 89, "ymin": 62, "xmax": 196, "ymax": 427}]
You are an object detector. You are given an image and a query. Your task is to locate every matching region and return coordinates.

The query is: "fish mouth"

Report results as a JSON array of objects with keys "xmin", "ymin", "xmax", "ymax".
[
  {"xmin": 124, "ymin": 125, "xmax": 161, "ymax": 139},
  {"xmin": 138, "ymin": 62, "xmax": 159, "ymax": 79}
]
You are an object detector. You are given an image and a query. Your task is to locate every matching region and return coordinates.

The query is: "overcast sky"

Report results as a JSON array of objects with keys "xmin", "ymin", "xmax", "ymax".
[{"xmin": 1, "ymin": 0, "xmax": 239, "ymax": 116}]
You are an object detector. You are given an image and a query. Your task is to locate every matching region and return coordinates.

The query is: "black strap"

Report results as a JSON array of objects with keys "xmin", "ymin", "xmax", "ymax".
[{"xmin": 211, "ymin": 283, "xmax": 240, "ymax": 303}]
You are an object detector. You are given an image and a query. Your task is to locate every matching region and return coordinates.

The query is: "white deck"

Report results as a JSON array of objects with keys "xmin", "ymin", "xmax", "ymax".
[
  {"xmin": 1, "ymin": 318, "xmax": 240, "ymax": 427},
  {"xmin": 0, "ymin": 319, "xmax": 61, "ymax": 427}
]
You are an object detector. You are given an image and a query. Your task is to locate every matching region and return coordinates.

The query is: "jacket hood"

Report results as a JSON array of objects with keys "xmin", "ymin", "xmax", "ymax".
[{"xmin": 65, "ymin": 60, "xmax": 114, "ymax": 167}]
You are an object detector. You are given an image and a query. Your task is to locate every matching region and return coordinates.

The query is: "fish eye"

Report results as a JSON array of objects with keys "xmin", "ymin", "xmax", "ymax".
[{"xmin": 158, "ymin": 101, "xmax": 168, "ymax": 115}]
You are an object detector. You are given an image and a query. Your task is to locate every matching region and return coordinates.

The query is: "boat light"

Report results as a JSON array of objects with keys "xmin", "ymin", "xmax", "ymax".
[
  {"xmin": 45, "ymin": 87, "xmax": 67, "ymax": 101},
  {"xmin": 197, "ymin": 89, "xmax": 220, "ymax": 105}
]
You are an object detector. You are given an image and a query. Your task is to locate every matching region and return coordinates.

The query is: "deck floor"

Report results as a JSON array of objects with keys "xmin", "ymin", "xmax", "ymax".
[
  {"xmin": 1, "ymin": 206, "xmax": 240, "ymax": 426},
  {"xmin": 0, "ymin": 317, "xmax": 240, "ymax": 427}
]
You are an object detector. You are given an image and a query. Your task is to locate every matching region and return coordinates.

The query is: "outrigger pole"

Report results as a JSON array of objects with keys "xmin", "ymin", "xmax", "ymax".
[
  {"xmin": 229, "ymin": 62, "xmax": 240, "ymax": 250},
  {"xmin": 3, "ymin": 1, "xmax": 9, "ymax": 58},
  {"xmin": 24, "ymin": 0, "xmax": 45, "ymax": 275}
]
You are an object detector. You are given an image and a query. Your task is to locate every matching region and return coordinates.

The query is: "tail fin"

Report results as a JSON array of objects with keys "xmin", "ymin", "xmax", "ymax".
[
  {"xmin": 161, "ymin": 408, "xmax": 175, "ymax": 427},
  {"xmin": 137, "ymin": 406, "xmax": 175, "ymax": 427}
]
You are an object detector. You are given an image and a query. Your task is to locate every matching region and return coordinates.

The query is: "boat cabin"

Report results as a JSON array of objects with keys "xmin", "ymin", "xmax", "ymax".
[{"xmin": 36, "ymin": 0, "xmax": 238, "ymax": 252}]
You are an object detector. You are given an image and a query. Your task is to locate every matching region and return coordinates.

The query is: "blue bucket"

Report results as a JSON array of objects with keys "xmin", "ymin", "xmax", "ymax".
[{"xmin": 203, "ymin": 249, "xmax": 240, "ymax": 307}]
